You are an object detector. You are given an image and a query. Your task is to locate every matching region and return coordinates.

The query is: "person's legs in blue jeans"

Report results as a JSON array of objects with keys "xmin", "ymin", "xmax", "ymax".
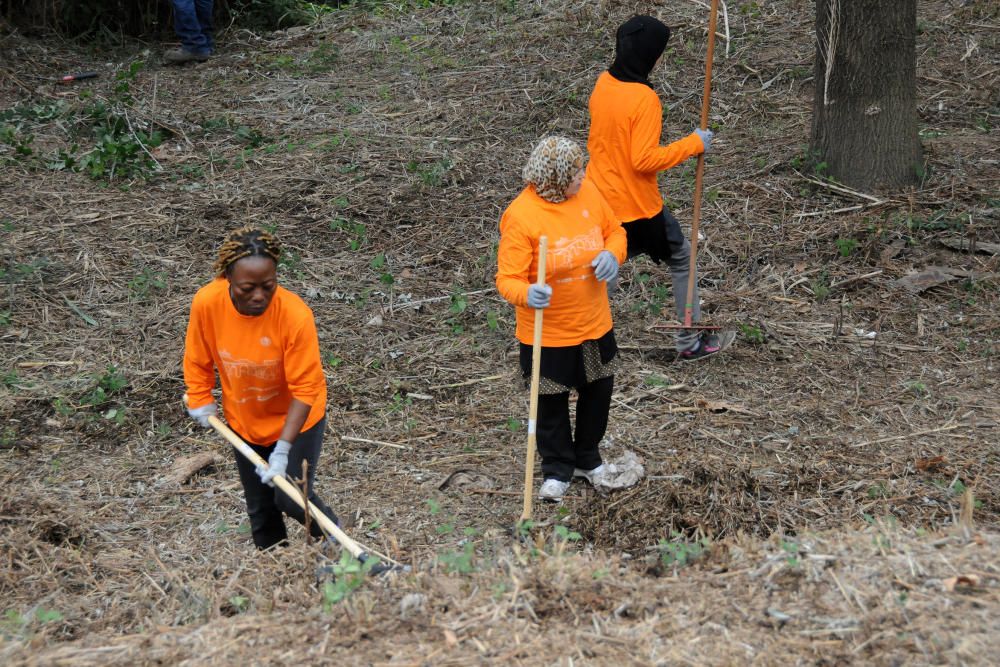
[
  {"xmin": 194, "ymin": 0, "xmax": 215, "ymax": 52},
  {"xmin": 170, "ymin": 0, "xmax": 212, "ymax": 55}
]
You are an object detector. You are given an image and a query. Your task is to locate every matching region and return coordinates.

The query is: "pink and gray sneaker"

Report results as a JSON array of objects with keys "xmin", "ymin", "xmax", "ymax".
[{"xmin": 679, "ymin": 330, "xmax": 735, "ymax": 361}]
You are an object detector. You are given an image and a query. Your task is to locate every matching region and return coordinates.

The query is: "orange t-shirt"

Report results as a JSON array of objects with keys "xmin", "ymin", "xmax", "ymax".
[
  {"xmin": 183, "ymin": 278, "xmax": 327, "ymax": 445},
  {"xmin": 496, "ymin": 178, "xmax": 627, "ymax": 347},
  {"xmin": 586, "ymin": 70, "xmax": 705, "ymax": 222}
]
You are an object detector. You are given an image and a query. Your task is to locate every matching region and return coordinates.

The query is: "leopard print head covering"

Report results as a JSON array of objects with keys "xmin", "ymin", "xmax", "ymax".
[{"xmin": 522, "ymin": 136, "xmax": 584, "ymax": 203}]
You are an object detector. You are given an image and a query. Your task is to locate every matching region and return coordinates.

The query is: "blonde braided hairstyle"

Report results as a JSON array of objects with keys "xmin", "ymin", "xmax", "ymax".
[{"xmin": 213, "ymin": 226, "xmax": 282, "ymax": 277}]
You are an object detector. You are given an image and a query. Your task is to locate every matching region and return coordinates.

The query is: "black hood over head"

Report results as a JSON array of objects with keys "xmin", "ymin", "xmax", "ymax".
[{"xmin": 608, "ymin": 15, "xmax": 671, "ymax": 88}]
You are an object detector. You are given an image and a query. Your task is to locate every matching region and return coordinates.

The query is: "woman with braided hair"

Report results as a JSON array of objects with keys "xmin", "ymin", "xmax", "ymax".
[
  {"xmin": 183, "ymin": 226, "xmax": 339, "ymax": 550},
  {"xmin": 496, "ymin": 136, "xmax": 627, "ymax": 501}
]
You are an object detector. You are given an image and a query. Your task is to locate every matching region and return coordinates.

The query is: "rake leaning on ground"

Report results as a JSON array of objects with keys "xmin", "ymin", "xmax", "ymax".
[
  {"xmin": 183, "ymin": 395, "xmax": 403, "ymax": 576},
  {"xmin": 518, "ymin": 236, "xmax": 547, "ymax": 529},
  {"xmin": 655, "ymin": 0, "xmax": 723, "ymax": 335}
]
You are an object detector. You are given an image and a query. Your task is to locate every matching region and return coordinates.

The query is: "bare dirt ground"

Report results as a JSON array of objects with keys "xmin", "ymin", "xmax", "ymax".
[{"xmin": 1, "ymin": 0, "xmax": 998, "ymax": 664}]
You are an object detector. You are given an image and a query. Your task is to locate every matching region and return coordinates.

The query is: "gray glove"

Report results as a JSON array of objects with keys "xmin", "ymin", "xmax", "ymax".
[
  {"xmin": 591, "ymin": 250, "xmax": 619, "ymax": 282},
  {"xmin": 694, "ymin": 128, "xmax": 713, "ymax": 153},
  {"xmin": 526, "ymin": 283, "xmax": 552, "ymax": 309},
  {"xmin": 187, "ymin": 402, "xmax": 216, "ymax": 428},
  {"xmin": 257, "ymin": 439, "xmax": 292, "ymax": 487}
]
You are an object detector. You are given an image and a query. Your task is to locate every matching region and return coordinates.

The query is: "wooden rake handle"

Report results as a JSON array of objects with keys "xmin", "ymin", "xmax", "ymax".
[
  {"xmin": 183, "ymin": 395, "xmax": 394, "ymax": 565},
  {"xmin": 520, "ymin": 235, "xmax": 547, "ymax": 523},
  {"xmin": 683, "ymin": 0, "xmax": 721, "ymax": 327}
]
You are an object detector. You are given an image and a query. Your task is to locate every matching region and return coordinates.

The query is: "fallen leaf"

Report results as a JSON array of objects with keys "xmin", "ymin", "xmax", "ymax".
[
  {"xmin": 443, "ymin": 628, "xmax": 458, "ymax": 647},
  {"xmin": 161, "ymin": 452, "xmax": 221, "ymax": 486},
  {"xmin": 880, "ymin": 238, "xmax": 906, "ymax": 263},
  {"xmin": 894, "ymin": 266, "xmax": 960, "ymax": 294},
  {"xmin": 915, "ymin": 456, "xmax": 947, "ymax": 471},
  {"xmin": 940, "ymin": 237, "xmax": 1000, "ymax": 256},
  {"xmin": 942, "ymin": 574, "xmax": 980, "ymax": 592},
  {"xmin": 438, "ymin": 469, "xmax": 496, "ymax": 491}
]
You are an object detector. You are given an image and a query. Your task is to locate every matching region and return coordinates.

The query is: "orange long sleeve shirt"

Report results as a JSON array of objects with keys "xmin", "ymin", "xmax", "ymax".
[
  {"xmin": 496, "ymin": 178, "xmax": 627, "ymax": 347},
  {"xmin": 586, "ymin": 71, "xmax": 706, "ymax": 222},
  {"xmin": 183, "ymin": 278, "xmax": 327, "ymax": 445}
]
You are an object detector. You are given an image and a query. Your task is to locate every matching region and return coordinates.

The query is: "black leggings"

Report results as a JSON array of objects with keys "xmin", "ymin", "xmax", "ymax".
[
  {"xmin": 536, "ymin": 376, "xmax": 614, "ymax": 482},
  {"xmin": 232, "ymin": 417, "xmax": 339, "ymax": 550}
]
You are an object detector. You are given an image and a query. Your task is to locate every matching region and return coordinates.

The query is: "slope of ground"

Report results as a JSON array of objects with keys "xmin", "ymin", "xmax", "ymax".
[{"xmin": 0, "ymin": 0, "xmax": 997, "ymax": 663}]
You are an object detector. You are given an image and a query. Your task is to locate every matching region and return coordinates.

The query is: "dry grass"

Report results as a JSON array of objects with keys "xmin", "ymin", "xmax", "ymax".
[{"xmin": 1, "ymin": 0, "xmax": 998, "ymax": 663}]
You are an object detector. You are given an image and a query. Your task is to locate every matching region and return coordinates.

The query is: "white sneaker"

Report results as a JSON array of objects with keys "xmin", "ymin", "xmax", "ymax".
[
  {"xmin": 573, "ymin": 464, "xmax": 609, "ymax": 487},
  {"xmin": 539, "ymin": 478, "xmax": 570, "ymax": 501}
]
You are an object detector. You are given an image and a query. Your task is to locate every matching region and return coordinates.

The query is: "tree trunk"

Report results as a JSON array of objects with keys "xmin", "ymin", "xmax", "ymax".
[{"xmin": 811, "ymin": 0, "xmax": 922, "ymax": 191}]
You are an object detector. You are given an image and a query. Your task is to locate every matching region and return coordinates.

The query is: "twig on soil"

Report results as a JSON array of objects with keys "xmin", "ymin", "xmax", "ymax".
[
  {"xmin": 850, "ymin": 424, "xmax": 964, "ymax": 448},
  {"xmin": 428, "ymin": 374, "xmax": 505, "ymax": 390},
  {"xmin": 339, "ymin": 435, "xmax": 411, "ymax": 450}
]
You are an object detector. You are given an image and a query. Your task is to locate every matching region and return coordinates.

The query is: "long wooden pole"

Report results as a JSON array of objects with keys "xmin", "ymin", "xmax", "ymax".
[
  {"xmin": 183, "ymin": 396, "xmax": 396, "ymax": 566},
  {"xmin": 520, "ymin": 236, "xmax": 547, "ymax": 523},
  {"xmin": 682, "ymin": 0, "xmax": 720, "ymax": 327}
]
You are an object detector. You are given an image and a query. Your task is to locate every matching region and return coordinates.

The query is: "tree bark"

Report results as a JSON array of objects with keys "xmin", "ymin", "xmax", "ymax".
[{"xmin": 811, "ymin": 0, "xmax": 922, "ymax": 191}]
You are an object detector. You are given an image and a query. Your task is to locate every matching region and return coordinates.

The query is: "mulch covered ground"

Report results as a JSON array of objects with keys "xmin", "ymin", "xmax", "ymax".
[{"xmin": 1, "ymin": 0, "xmax": 997, "ymax": 663}]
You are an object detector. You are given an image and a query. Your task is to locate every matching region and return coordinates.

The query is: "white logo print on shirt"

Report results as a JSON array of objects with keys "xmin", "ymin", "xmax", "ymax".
[
  {"xmin": 548, "ymin": 225, "xmax": 603, "ymax": 282},
  {"xmin": 218, "ymin": 349, "xmax": 281, "ymax": 403}
]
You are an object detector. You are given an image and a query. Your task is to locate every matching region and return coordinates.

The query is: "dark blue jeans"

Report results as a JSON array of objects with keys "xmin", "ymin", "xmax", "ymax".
[
  {"xmin": 171, "ymin": 0, "xmax": 214, "ymax": 55},
  {"xmin": 232, "ymin": 417, "xmax": 339, "ymax": 550}
]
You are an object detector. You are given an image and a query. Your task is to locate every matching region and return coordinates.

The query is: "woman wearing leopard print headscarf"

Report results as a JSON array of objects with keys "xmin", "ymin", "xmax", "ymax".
[{"xmin": 496, "ymin": 136, "xmax": 627, "ymax": 501}]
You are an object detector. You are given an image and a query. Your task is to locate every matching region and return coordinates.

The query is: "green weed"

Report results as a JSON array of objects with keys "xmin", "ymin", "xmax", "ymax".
[
  {"xmin": 835, "ymin": 238, "xmax": 858, "ymax": 257},
  {"xmin": 1, "ymin": 607, "xmax": 63, "ymax": 640},
  {"xmin": 1, "ymin": 370, "xmax": 22, "ymax": 390},
  {"xmin": 406, "ymin": 157, "xmax": 453, "ymax": 188},
  {"xmin": 371, "ymin": 253, "xmax": 394, "ymax": 285},
  {"xmin": 320, "ymin": 550, "xmax": 375, "ymax": 610},
  {"xmin": 128, "ymin": 267, "xmax": 167, "ymax": 299},
  {"xmin": 446, "ymin": 288, "xmax": 469, "ymax": 334},
  {"xmin": 82, "ymin": 365, "xmax": 127, "ymax": 408},
  {"xmin": 228, "ymin": 595, "xmax": 249, "ymax": 613},
  {"xmin": 438, "ymin": 541, "xmax": 476, "ymax": 573},
  {"xmin": 330, "ymin": 217, "xmax": 366, "ymax": 251},
  {"xmin": 657, "ymin": 532, "xmax": 710, "ymax": 570},
  {"xmin": 780, "ymin": 539, "xmax": 801, "ymax": 567},
  {"xmin": 809, "ymin": 271, "xmax": 831, "ymax": 302},
  {"xmin": 867, "ymin": 482, "xmax": 890, "ymax": 499},
  {"xmin": 0, "ymin": 124, "xmax": 34, "ymax": 158},
  {"xmin": 553, "ymin": 525, "xmax": 581, "ymax": 542},
  {"xmin": 278, "ymin": 248, "xmax": 305, "ymax": 280},
  {"xmin": 739, "ymin": 323, "xmax": 765, "ymax": 344}
]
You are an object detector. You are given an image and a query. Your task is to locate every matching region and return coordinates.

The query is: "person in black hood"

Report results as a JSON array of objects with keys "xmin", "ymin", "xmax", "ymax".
[
  {"xmin": 587, "ymin": 15, "xmax": 735, "ymax": 360},
  {"xmin": 608, "ymin": 15, "xmax": 671, "ymax": 87}
]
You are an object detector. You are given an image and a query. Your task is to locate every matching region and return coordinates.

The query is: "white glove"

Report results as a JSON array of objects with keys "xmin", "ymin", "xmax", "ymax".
[
  {"xmin": 257, "ymin": 439, "xmax": 292, "ymax": 487},
  {"xmin": 527, "ymin": 284, "xmax": 552, "ymax": 309},
  {"xmin": 591, "ymin": 250, "xmax": 619, "ymax": 282},
  {"xmin": 694, "ymin": 128, "xmax": 713, "ymax": 153},
  {"xmin": 187, "ymin": 402, "xmax": 216, "ymax": 428}
]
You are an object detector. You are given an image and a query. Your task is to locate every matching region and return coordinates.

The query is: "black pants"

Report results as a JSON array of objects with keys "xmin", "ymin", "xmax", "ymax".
[
  {"xmin": 622, "ymin": 207, "xmax": 687, "ymax": 263},
  {"xmin": 623, "ymin": 208, "xmax": 701, "ymax": 351},
  {"xmin": 536, "ymin": 375, "xmax": 614, "ymax": 482},
  {"xmin": 232, "ymin": 417, "xmax": 339, "ymax": 550}
]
